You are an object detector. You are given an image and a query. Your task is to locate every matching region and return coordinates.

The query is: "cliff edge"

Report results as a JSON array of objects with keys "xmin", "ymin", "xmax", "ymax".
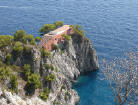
[{"xmin": 0, "ymin": 33, "xmax": 98, "ymax": 105}]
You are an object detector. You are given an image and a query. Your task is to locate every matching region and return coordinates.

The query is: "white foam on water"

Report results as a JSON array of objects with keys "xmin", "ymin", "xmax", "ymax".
[{"xmin": 0, "ymin": 6, "xmax": 32, "ymax": 9}]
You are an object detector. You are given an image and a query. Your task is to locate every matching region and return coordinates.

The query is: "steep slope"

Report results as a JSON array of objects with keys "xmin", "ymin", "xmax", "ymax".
[{"xmin": 0, "ymin": 34, "xmax": 98, "ymax": 105}]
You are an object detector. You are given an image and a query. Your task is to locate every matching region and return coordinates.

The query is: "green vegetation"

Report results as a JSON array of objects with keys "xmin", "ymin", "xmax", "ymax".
[
  {"xmin": 41, "ymin": 48, "xmax": 51, "ymax": 58},
  {"xmin": 62, "ymin": 34, "xmax": 71, "ymax": 41},
  {"xmin": 14, "ymin": 30, "xmax": 38, "ymax": 45},
  {"xmin": 44, "ymin": 64, "xmax": 50, "ymax": 70},
  {"xmin": 9, "ymin": 75, "xmax": 18, "ymax": 93},
  {"xmin": 53, "ymin": 100, "xmax": 60, "ymax": 105},
  {"xmin": 39, "ymin": 21, "xmax": 64, "ymax": 35},
  {"xmin": 40, "ymin": 88, "xmax": 50, "ymax": 101},
  {"xmin": 64, "ymin": 90, "xmax": 70, "ymax": 100},
  {"xmin": 0, "ymin": 35, "xmax": 13, "ymax": 51},
  {"xmin": 14, "ymin": 30, "xmax": 26, "ymax": 42},
  {"xmin": 0, "ymin": 67, "xmax": 11, "ymax": 81},
  {"xmin": 5, "ymin": 53, "xmax": 12, "ymax": 65},
  {"xmin": 23, "ymin": 64, "xmax": 41, "ymax": 94},
  {"xmin": 35, "ymin": 36, "xmax": 41, "ymax": 42},
  {"xmin": 27, "ymin": 74, "xmax": 41, "ymax": 89},
  {"xmin": 55, "ymin": 67, "xmax": 58, "ymax": 72},
  {"xmin": 44, "ymin": 64, "xmax": 55, "ymax": 71},
  {"xmin": 23, "ymin": 45, "xmax": 32, "ymax": 56},
  {"xmin": 70, "ymin": 25, "xmax": 85, "ymax": 37},
  {"xmin": 50, "ymin": 64, "xmax": 54, "ymax": 70},
  {"xmin": 52, "ymin": 44, "xmax": 59, "ymax": 51},
  {"xmin": 13, "ymin": 41, "xmax": 23, "ymax": 55},
  {"xmin": 46, "ymin": 73, "xmax": 56, "ymax": 82},
  {"xmin": 24, "ymin": 34, "xmax": 36, "ymax": 45},
  {"xmin": 54, "ymin": 21, "xmax": 64, "ymax": 28},
  {"xmin": 23, "ymin": 64, "xmax": 31, "ymax": 80}
]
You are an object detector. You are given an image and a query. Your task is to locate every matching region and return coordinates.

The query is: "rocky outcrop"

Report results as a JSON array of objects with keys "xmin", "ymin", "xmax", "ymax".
[
  {"xmin": 0, "ymin": 87, "xmax": 47, "ymax": 105},
  {"xmin": 0, "ymin": 34, "xmax": 98, "ymax": 105}
]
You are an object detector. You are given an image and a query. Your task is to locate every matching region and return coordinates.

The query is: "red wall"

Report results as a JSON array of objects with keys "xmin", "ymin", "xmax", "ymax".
[{"xmin": 43, "ymin": 27, "xmax": 74, "ymax": 51}]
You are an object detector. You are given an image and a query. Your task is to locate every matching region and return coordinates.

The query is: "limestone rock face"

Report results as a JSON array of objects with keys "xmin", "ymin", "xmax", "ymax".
[
  {"xmin": 0, "ymin": 35, "xmax": 98, "ymax": 105},
  {"xmin": 0, "ymin": 87, "xmax": 47, "ymax": 105}
]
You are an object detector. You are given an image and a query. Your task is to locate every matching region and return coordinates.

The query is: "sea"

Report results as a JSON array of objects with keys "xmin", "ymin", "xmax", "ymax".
[{"xmin": 0, "ymin": 0, "xmax": 138, "ymax": 105}]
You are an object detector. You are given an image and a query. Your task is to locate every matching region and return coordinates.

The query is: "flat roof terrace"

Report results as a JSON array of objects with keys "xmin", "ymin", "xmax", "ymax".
[{"xmin": 44, "ymin": 25, "xmax": 70, "ymax": 36}]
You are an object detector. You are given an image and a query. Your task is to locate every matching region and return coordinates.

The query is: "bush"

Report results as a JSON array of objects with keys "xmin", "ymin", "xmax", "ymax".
[
  {"xmin": 46, "ymin": 73, "xmax": 56, "ymax": 82},
  {"xmin": 14, "ymin": 30, "xmax": 26, "ymax": 42},
  {"xmin": 27, "ymin": 74, "xmax": 41, "ymax": 89},
  {"xmin": 35, "ymin": 36, "xmax": 41, "ymax": 42},
  {"xmin": 70, "ymin": 25, "xmax": 85, "ymax": 37},
  {"xmin": 52, "ymin": 44, "xmax": 59, "ymax": 51},
  {"xmin": 44, "ymin": 64, "xmax": 54, "ymax": 71},
  {"xmin": 62, "ymin": 34, "xmax": 71, "ymax": 41},
  {"xmin": 54, "ymin": 21, "xmax": 64, "ymax": 28},
  {"xmin": 55, "ymin": 67, "xmax": 58, "ymax": 72},
  {"xmin": 23, "ymin": 64, "xmax": 31, "ymax": 80},
  {"xmin": 23, "ymin": 46, "xmax": 32, "ymax": 55},
  {"xmin": 50, "ymin": 64, "xmax": 54, "ymax": 70},
  {"xmin": 0, "ymin": 67, "xmax": 11, "ymax": 81},
  {"xmin": 13, "ymin": 42, "xmax": 23, "ymax": 55},
  {"xmin": 0, "ymin": 35, "xmax": 13, "ymax": 51},
  {"xmin": 24, "ymin": 34, "xmax": 36, "ymax": 45},
  {"xmin": 44, "ymin": 64, "xmax": 50, "ymax": 70},
  {"xmin": 9, "ymin": 75, "xmax": 18, "ymax": 92},
  {"xmin": 5, "ymin": 53, "xmax": 12, "ymax": 65},
  {"xmin": 39, "ymin": 21, "xmax": 64, "ymax": 35},
  {"xmin": 41, "ymin": 48, "xmax": 51, "ymax": 58},
  {"xmin": 40, "ymin": 88, "xmax": 50, "ymax": 101},
  {"xmin": 39, "ymin": 24, "xmax": 56, "ymax": 35}
]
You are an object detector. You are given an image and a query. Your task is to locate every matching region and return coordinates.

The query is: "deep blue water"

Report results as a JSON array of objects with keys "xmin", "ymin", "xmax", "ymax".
[{"xmin": 0, "ymin": 0, "xmax": 138, "ymax": 105}]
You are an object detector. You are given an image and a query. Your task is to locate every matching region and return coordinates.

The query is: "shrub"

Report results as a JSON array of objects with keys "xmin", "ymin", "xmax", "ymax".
[
  {"xmin": 44, "ymin": 64, "xmax": 50, "ymax": 70},
  {"xmin": 0, "ymin": 67, "xmax": 11, "ymax": 81},
  {"xmin": 70, "ymin": 25, "xmax": 85, "ymax": 37},
  {"xmin": 14, "ymin": 30, "xmax": 26, "ymax": 42},
  {"xmin": 0, "ymin": 35, "xmax": 13, "ymax": 51},
  {"xmin": 41, "ymin": 48, "xmax": 51, "ymax": 58},
  {"xmin": 5, "ymin": 53, "xmax": 12, "ymax": 65},
  {"xmin": 39, "ymin": 21, "xmax": 64, "ymax": 35},
  {"xmin": 23, "ymin": 45, "xmax": 32, "ymax": 55},
  {"xmin": 27, "ymin": 74, "xmax": 41, "ymax": 89},
  {"xmin": 39, "ymin": 24, "xmax": 56, "ymax": 35},
  {"xmin": 9, "ymin": 75, "xmax": 18, "ymax": 92},
  {"xmin": 64, "ymin": 90, "xmax": 70, "ymax": 100},
  {"xmin": 54, "ymin": 21, "xmax": 64, "ymax": 28},
  {"xmin": 46, "ymin": 73, "xmax": 56, "ymax": 82},
  {"xmin": 35, "ymin": 36, "xmax": 41, "ymax": 42},
  {"xmin": 50, "ymin": 64, "xmax": 54, "ymax": 70},
  {"xmin": 24, "ymin": 34, "xmax": 36, "ymax": 45},
  {"xmin": 23, "ymin": 64, "xmax": 31, "ymax": 79},
  {"xmin": 43, "ymin": 50, "xmax": 51, "ymax": 57},
  {"xmin": 13, "ymin": 42, "xmax": 23, "ymax": 55},
  {"xmin": 52, "ymin": 44, "xmax": 59, "ymax": 51},
  {"xmin": 55, "ymin": 67, "xmax": 58, "ymax": 72},
  {"xmin": 44, "ymin": 64, "xmax": 54, "ymax": 71},
  {"xmin": 62, "ymin": 34, "xmax": 71, "ymax": 41},
  {"xmin": 40, "ymin": 88, "xmax": 50, "ymax": 101}
]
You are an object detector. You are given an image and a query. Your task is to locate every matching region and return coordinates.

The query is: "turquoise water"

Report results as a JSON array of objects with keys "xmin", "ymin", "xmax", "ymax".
[{"xmin": 0, "ymin": 0, "xmax": 138, "ymax": 105}]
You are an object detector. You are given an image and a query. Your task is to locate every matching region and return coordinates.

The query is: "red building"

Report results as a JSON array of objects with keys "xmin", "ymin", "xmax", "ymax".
[{"xmin": 38, "ymin": 25, "xmax": 74, "ymax": 51}]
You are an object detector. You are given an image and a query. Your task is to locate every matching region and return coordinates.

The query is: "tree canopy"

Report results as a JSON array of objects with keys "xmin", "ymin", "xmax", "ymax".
[
  {"xmin": 14, "ymin": 30, "xmax": 26, "ymax": 42},
  {"xmin": 13, "ymin": 41, "xmax": 23, "ymax": 55},
  {"xmin": 39, "ymin": 21, "xmax": 64, "ymax": 35},
  {"xmin": 0, "ymin": 35, "xmax": 13, "ymax": 50},
  {"xmin": 70, "ymin": 25, "xmax": 85, "ymax": 37}
]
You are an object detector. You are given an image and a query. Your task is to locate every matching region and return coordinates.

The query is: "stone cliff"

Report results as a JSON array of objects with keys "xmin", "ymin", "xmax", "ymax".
[{"xmin": 0, "ymin": 34, "xmax": 98, "ymax": 105}]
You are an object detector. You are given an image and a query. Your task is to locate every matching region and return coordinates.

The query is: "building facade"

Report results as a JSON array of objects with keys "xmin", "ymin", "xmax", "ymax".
[{"xmin": 38, "ymin": 25, "xmax": 74, "ymax": 51}]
